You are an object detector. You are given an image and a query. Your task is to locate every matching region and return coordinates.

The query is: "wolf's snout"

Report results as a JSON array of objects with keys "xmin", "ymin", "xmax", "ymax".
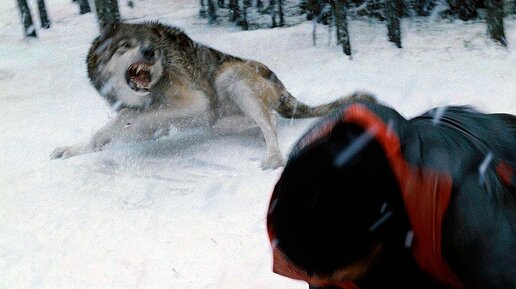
[{"xmin": 141, "ymin": 46, "xmax": 160, "ymax": 62}]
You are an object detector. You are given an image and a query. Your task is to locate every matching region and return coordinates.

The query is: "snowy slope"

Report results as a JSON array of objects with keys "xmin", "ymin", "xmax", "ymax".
[{"xmin": 0, "ymin": 1, "xmax": 515, "ymax": 289}]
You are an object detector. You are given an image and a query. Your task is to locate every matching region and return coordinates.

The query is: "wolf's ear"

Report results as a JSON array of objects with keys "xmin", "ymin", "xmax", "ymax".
[
  {"xmin": 148, "ymin": 22, "xmax": 185, "ymax": 42},
  {"xmin": 149, "ymin": 23, "xmax": 167, "ymax": 39}
]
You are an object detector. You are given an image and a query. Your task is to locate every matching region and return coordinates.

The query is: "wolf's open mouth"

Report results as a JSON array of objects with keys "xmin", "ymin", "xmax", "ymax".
[{"xmin": 126, "ymin": 62, "xmax": 153, "ymax": 92}]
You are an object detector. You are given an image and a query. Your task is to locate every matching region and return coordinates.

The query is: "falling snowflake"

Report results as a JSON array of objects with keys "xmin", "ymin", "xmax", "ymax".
[
  {"xmin": 478, "ymin": 152, "xmax": 493, "ymax": 184},
  {"xmin": 432, "ymin": 106, "xmax": 447, "ymax": 125}
]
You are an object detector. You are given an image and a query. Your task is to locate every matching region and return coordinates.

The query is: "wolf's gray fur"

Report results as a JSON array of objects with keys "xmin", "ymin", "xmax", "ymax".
[{"xmin": 51, "ymin": 22, "xmax": 376, "ymax": 169}]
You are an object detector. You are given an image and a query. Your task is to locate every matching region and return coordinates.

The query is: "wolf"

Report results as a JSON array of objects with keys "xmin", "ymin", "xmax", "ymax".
[{"xmin": 50, "ymin": 22, "xmax": 376, "ymax": 169}]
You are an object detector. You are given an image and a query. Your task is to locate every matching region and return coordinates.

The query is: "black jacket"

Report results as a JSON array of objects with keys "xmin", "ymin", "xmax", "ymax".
[{"xmin": 268, "ymin": 102, "xmax": 516, "ymax": 289}]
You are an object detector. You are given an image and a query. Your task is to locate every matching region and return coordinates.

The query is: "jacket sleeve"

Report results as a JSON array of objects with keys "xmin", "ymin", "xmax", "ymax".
[{"xmin": 442, "ymin": 174, "xmax": 516, "ymax": 289}]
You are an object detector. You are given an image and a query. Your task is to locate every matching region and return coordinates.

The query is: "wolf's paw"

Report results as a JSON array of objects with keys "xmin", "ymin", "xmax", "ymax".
[
  {"xmin": 260, "ymin": 154, "xmax": 285, "ymax": 170},
  {"xmin": 91, "ymin": 136, "xmax": 111, "ymax": 151},
  {"xmin": 50, "ymin": 146, "xmax": 75, "ymax": 159},
  {"xmin": 50, "ymin": 140, "xmax": 102, "ymax": 160}
]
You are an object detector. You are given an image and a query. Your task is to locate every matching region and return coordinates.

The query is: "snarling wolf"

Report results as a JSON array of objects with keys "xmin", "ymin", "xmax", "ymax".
[{"xmin": 50, "ymin": 22, "xmax": 376, "ymax": 169}]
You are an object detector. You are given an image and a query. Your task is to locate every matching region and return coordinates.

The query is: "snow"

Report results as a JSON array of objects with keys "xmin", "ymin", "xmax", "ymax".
[
  {"xmin": 26, "ymin": 25, "xmax": 35, "ymax": 35},
  {"xmin": 368, "ymin": 211, "xmax": 393, "ymax": 232},
  {"xmin": 0, "ymin": 1, "xmax": 515, "ymax": 289},
  {"xmin": 431, "ymin": 105, "xmax": 447, "ymax": 124},
  {"xmin": 478, "ymin": 151, "xmax": 494, "ymax": 184},
  {"xmin": 334, "ymin": 126, "xmax": 377, "ymax": 167},
  {"xmin": 404, "ymin": 230, "xmax": 414, "ymax": 248}
]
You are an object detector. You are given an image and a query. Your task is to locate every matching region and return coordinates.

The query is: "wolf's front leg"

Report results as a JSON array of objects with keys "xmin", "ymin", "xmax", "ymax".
[
  {"xmin": 50, "ymin": 109, "xmax": 157, "ymax": 159},
  {"xmin": 49, "ymin": 127, "xmax": 118, "ymax": 159},
  {"xmin": 50, "ymin": 138, "xmax": 108, "ymax": 159}
]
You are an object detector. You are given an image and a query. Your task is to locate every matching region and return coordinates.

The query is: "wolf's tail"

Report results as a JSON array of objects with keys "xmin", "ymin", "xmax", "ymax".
[{"xmin": 275, "ymin": 91, "xmax": 377, "ymax": 119}]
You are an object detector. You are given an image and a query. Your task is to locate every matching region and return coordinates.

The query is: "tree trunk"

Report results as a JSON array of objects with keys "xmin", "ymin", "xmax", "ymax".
[
  {"xmin": 386, "ymin": 0, "xmax": 402, "ymax": 48},
  {"xmin": 207, "ymin": 0, "xmax": 217, "ymax": 23},
  {"xmin": 485, "ymin": 0, "xmax": 507, "ymax": 46},
  {"xmin": 17, "ymin": 0, "xmax": 37, "ymax": 38},
  {"xmin": 333, "ymin": 0, "xmax": 351, "ymax": 56},
  {"xmin": 77, "ymin": 0, "xmax": 92, "ymax": 14},
  {"xmin": 36, "ymin": 0, "xmax": 50, "ymax": 28},
  {"xmin": 457, "ymin": 0, "xmax": 477, "ymax": 20},
  {"xmin": 242, "ymin": 0, "xmax": 252, "ymax": 29},
  {"xmin": 229, "ymin": 0, "xmax": 240, "ymax": 22},
  {"xmin": 94, "ymin": 0, "xmax": 121, "ymax": 28},
  {"xmin": 111, "ymin": 0, "xmax": 121, "ymax": 23},
  {"xmin": 278, "ymin": 0, "xmax": 285, "ymax": 26},
  {"xmin": 414, "ymin": 0, "xmax": 429, "ymax": 15},
  {"xmin": 312, "ymin": 18, "xmax": 317, "ymax": 46},
  {"xmin": 270, "ymin": 0, "xmax": 277, "ymax": 27},
  {"xmin": 200, "ymin": 0, "xmax": 207, "ymax": 17},
  {"xmin": 305, "ymin": 0, "xmax": 323, "ymax": 21}
]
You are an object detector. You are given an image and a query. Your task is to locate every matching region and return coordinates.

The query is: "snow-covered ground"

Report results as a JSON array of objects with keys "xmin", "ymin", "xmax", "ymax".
[{"xmin": 1, "ymin": 1, "xmax": 515, "ymax": 289}]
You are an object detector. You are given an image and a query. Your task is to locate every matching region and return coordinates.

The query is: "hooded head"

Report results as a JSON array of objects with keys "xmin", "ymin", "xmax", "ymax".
[{"xmin": 268, "ymin": 110, "xmax": 408, "ymax": 284}]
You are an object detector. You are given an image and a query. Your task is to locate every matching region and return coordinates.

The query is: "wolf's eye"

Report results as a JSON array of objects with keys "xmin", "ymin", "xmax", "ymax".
[{"xmin": 119, "ymin": 41, "xmax": 132, "ymax": 49}]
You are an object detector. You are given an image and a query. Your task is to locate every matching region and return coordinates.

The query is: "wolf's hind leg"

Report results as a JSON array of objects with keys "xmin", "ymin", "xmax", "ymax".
[{"xmin": 215, "ymin": 69, "xmax": 285, "ymax": 169}]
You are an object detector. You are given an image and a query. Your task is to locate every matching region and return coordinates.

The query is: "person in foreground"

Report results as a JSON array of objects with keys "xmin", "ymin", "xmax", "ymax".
[{"xmin": 266, "ymin": 98, "xmax": 516, "ymax": 289}]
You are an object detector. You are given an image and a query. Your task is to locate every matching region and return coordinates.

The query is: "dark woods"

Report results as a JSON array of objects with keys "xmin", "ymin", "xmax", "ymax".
[
  {"xmin": 16, "ymin": 0, "xmax": 125, "ymax": 38},
  {"xmin": 94, "ymin": 0, "xmax": 121, "ymax": 28},
  {"xmin": 305, "ymin": 0, "xmax": 510, "ymax": 48},
  {"xmin": 16, "ymin": 0, "xmax": 512, "ymax": 51},
  {"xmin": 199, "ymin": 0, "xmax": 286, "ymax": 29},
  {"xmin": 17, "ymin": 0, "xmax": 50, "ymax": 38},
  {"xmin": 200, "ymin": 0, "xmax": 513, "ymax": 54}
]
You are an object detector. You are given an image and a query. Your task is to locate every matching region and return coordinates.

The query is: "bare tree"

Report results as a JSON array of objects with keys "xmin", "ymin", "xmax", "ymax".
[
  {"xmin": 448, "ymin": 0, "xmax": 477, "ymax": 20},
  {"xmin": 229, "ymin": 0, "xmax": 241, "ymax": 22},
  {"xmin": 77, "ymin": 0, "xmax": 92, "ymax": 14},
  {"xmin": 414, "ymin": 0, "xmax": 433, "ymax": 15},
  {"xmin": 385, "ymin": 0, "xmax": 402, "ymax": 48},
  {"xmin": 208, "ymin": 0, "xmax": 218, "ymax": 23},
  {"xmin": 278, "ymin": 0, "xmax": 285, "ymax": 26},
  {"xmin": 333, "ymin": 0, "xmax": 351, "ymax": 56},
  {"xmin": 17, "ymin": 0, "xmax": 37, "ymax": 38},
  {"xmin": 200, "ymin": 0, "xmax": 207, "ymax": 17},
  {"xmin": 36, "ymin": 0, "xmax": 50, "ymax": 28},
  {"xmin": 485, "ymin": 0, "xmax": 507, "ymax": 46},
  {"xmin": 309, "ymin": 0, "xmax": 327, "ymax": 46},
  {"xmin": 266, "ymin": 0, "xmax": 284, "ymax": 27},
  {"xmin": 94, "ymin": 0, "xmax": 121, "ymax": 28},
  {"xmin": 312, "ymin": 15, "xmax": 317, "ymax": 46},
  {"xmin": 242, "ymin": 0, "xmax": 252, "ymax": 29},
  {"xmin": 270, "ymin": 0, "xmax": 277, "ymax": 27}
]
